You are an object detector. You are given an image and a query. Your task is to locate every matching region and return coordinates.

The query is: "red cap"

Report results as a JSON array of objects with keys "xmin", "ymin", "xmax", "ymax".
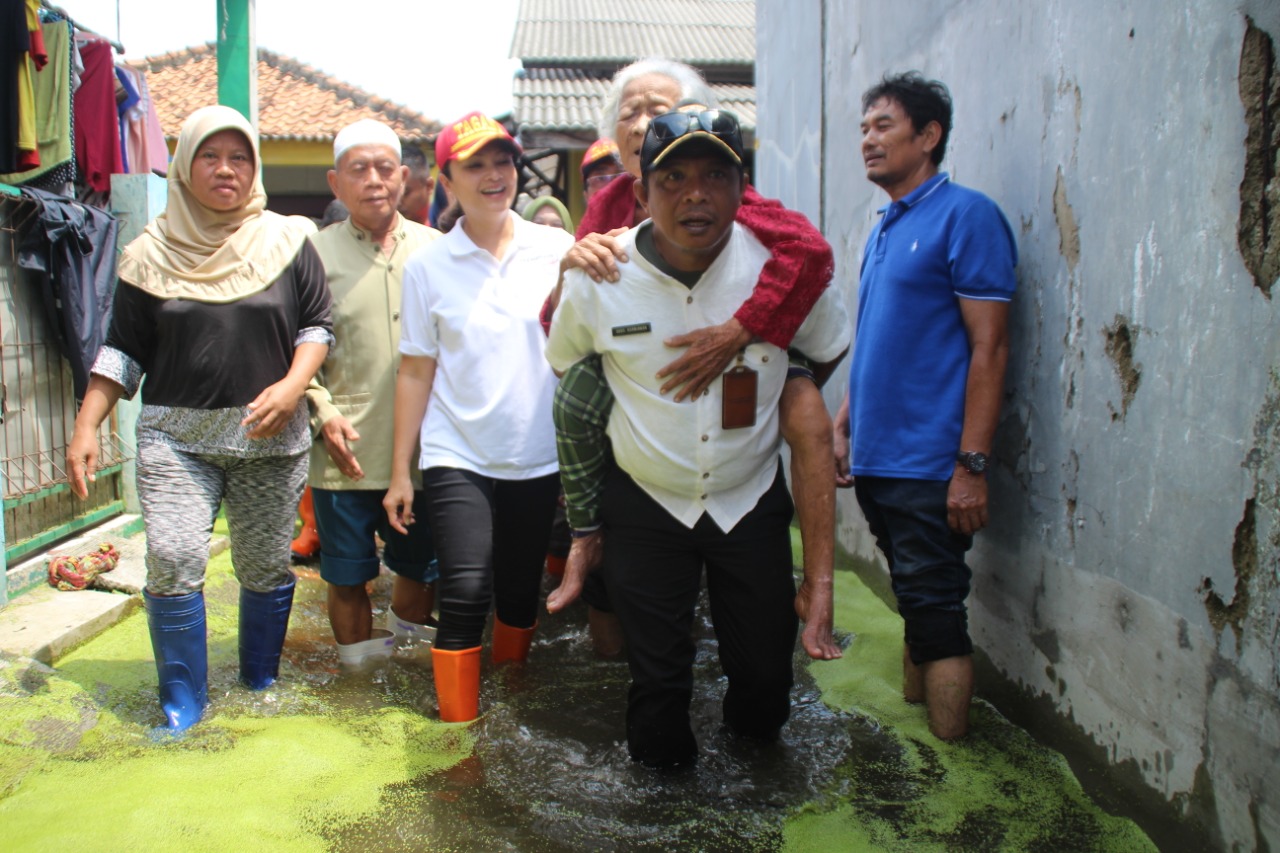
[
  {"xmin": 581, "ymin": 138, "xmax": 620, "ymax": 174},
  {"xmin": 435, "ymin": 112, "xmax": 521, "ymax": 169}
]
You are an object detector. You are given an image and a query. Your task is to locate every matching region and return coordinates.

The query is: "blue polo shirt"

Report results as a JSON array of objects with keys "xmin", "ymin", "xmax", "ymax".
[{"xmin": 849, "ymin": 173, "xmax": 1017, "ymax": 480}]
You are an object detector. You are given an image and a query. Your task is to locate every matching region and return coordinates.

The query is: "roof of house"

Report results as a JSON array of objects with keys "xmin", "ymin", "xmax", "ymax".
[
  {"xmin": 130, "ymin": 44, "xmax": 441, "ymax": 142},
  {"xmin": 512, "ymin": 0, "xmax": 755, "ymax": 70},
  {"xmin": 513, "ymin": 67, "xmax": 755, "ymax": 136},
  {"xmin": 510, "ymin": 0, "xmax": 756, "ymax": 144}
]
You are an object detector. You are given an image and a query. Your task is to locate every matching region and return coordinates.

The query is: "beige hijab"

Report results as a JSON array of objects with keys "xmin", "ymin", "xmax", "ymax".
[{"xmin": 116, "ymin": 105, "xmax": 315, "ymax": 302}]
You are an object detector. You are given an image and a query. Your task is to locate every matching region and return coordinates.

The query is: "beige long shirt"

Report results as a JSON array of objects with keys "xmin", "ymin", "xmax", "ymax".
[{"xmin": 306, "ymin": 215, "xmax": 441, "ymax": 490}]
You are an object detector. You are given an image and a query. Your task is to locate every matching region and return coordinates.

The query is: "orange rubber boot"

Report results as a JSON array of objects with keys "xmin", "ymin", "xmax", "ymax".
[
  {"xmin": 290, "ymin": 487, "xmax": 320, "ymax": 560},
  {"xmin": 491, "ymin": 618, "xmax": 536, "ymax": 664},
  {"xmin": 431, "ymin": 646, "xmax": 481, "ymax": 722}
]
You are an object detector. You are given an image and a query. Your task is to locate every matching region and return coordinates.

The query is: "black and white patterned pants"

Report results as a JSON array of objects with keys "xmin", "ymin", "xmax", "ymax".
[{"xmin": 137, "ymin": 442, "xmax": 307, "ymax": 596}]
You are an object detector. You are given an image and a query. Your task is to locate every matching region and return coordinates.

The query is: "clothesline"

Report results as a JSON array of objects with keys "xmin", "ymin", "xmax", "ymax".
[{"xmin": 40, "ymin": 1, "xmax": 125, "ymax": 54}]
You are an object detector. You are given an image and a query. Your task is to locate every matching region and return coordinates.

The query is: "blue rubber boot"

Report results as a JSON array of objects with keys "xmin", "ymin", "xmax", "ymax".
[
  {"xmin": 238, "ymin": 571, "xmax": 296, "ymax": 690},
  {"xmin": 144, "ymin": 589, "xmax": 208, "ymax": 732}
]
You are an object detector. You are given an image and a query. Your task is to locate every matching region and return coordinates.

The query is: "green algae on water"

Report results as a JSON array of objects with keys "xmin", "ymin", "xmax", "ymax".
[
  {"xmin": 782, "ymin": 560, "xmax": 1156, "ymax": 852},
  {"xmin": 0, "ymin": 546, "xmax": 474, "ymax": 852},
  {"xmin": 1, "ymin": 522, "xmax": 1158, "ymax": 852}
]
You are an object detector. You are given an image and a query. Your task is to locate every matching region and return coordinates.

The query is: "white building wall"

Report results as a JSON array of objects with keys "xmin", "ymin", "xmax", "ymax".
[{"xmin": 756, "ymin": 2, "xmax": 1280, "ymax": 849}]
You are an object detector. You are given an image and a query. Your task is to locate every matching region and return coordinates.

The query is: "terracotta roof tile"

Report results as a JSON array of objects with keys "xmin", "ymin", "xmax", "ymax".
[{"xmin": 130, "ymin": 44, "xmax": 441, "ymax": 142}]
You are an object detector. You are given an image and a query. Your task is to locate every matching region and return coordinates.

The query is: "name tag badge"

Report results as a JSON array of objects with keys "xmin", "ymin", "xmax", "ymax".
[
  {"xmin": 722, "ymin": 366, "xmax": 757, "ymax": 430},
  {"xmin": 611, "ymin": 322, "xmax": 652, "ymax": 337}
]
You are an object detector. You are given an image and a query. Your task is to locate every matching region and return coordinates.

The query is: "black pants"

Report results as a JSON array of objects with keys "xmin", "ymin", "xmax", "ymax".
[
  {"xmin": 424, "ymin": 467, "xmax": 559, "ymax": 651},
  {"xmin": 601, "ymin": 464, "xmax": 798, "ymax": 768},
  {"xmin": 854, "ymin": 476, "xmax": 974, "ymax": 665}
]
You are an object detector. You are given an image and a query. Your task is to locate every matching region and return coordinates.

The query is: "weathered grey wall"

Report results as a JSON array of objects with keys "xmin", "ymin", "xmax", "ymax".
[{"xmin": 756, "ymin": 1, "xmax": 1280, "ymax": 849}]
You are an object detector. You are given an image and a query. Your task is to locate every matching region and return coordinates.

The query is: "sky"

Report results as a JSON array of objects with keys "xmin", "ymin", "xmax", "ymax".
[{"xmin": 64, "ymin": 0, "xmax": 524, "ymax": 122}]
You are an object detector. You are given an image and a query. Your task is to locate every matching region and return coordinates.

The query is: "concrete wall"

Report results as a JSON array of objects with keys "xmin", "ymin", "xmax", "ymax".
[
  {"xmin": 756, "ymin": 1, "xmax": 1280, "ymax": 849},
  {"xmin": 109, "ymin": 173, "xmax": 168, "ymax": 516}
]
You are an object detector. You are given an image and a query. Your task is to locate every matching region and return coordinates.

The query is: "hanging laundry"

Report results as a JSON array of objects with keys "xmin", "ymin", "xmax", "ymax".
[
  {"xmin": 0, "ymin": 18, "xmax": 72, "ymax": 187},
  {"xmin": 73, "ymin": 38, "xmax": 122, "ymax": 194},
  {"xmin": 25, "ymin": 0, "xmax": 46, "ymax": 70},
  {"xmin": 15, "ymin": 186, "xmax": 120, "ymax": 401},
  {"xmin": 116, "ymin": 64, "xmax": 167, "ymax": 176},
  {"xmin": 2, "ymin": 0, "xmax": 32, "ymax": 173},
  {"xmin": 6, "ymin": 0, "xmax": 47, "ymax": 172},
  {"xmin": 114, "ymin": 64, "xmax": 139, "ymax": 173},
  {"xmin": 136, "ymin": 69, "xmax": 168, "ymax": 175}
]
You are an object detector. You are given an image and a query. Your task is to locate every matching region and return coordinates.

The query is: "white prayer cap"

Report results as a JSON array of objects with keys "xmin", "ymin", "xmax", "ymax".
[{"xmin": 333, "ymin": 119, "xmax": 402, "ymax": 166}]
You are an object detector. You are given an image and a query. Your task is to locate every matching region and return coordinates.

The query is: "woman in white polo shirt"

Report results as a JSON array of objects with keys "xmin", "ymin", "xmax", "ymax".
[{"xmin": 385, "ymin": 113, "xmax": 572, "ymax": 722}]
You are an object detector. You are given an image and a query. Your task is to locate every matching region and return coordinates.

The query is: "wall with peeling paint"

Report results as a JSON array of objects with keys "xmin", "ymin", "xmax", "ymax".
[{"xmin": 756, "ymin": 1, "xmax": 1280, "ymax": 849}]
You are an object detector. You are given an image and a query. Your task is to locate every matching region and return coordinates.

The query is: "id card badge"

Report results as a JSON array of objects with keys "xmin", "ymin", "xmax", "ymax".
[{"xmin": 721, "ymin": 366, "xmax": 758, "ymax": 429}]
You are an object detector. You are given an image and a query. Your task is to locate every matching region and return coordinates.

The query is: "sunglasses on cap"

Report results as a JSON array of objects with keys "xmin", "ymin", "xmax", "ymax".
[{"xmin": 649, "ymin": 109, "xmax": 743, "ymax": 153}]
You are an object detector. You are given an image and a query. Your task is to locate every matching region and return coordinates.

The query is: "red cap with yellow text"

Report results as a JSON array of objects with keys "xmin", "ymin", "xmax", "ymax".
[
  {"xmin": 581, "ymin": 138, "xmax": 620, "ymax": 174},
  {"xmin": 435, "ymin": 112, "xmax": 522, "ymax": 169}
]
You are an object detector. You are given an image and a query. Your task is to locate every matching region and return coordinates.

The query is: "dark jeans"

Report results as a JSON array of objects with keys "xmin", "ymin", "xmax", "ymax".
[
  {"xmin": 602, "ymin": 464, "xmax": 798, "ymax": 768},
  {"xmin": 312, "ymin": 488, "xmax": 438, "ymax": 586},
  {"xmin": 854, "ymin": 476, "xmax": 974, "ymax": 664},
  {"xmin": 423, "ymin": 467, "xmax": 560, "ymax": 651}
]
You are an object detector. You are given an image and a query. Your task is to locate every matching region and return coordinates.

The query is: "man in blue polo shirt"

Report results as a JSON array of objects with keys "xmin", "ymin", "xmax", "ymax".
[{"xmin": 835, "ymin": 72, "xmax": 1017, "ymax": 740}]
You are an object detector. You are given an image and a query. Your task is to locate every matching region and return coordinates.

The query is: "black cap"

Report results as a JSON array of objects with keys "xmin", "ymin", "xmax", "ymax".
[{"xmin": 640, "ymin": 109, "xmax": 745, "ymax": 176}]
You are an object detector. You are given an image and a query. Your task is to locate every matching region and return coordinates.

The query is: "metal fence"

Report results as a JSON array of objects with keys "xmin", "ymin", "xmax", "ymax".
[{"xmin": 0, "ymin": 193, "xmax": 128, "ymax": 567}]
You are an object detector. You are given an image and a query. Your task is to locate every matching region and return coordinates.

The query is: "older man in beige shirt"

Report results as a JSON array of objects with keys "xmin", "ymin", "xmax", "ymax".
[{"xmin": 307, "ymin": 120, "xmax": 441, "ymax": 667}]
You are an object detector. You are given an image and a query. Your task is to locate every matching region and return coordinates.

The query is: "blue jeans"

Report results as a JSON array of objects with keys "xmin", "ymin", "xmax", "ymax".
[
  {"xmin": 312, "ymin": 488, "xmax": 438, "ymax": 586},
  {"xmin": 854, "ymin": 476, "xmax": 974, "ymax": 664}
]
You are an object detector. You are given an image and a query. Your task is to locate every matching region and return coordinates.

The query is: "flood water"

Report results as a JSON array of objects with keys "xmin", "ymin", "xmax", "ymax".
[
  {"xmin": 0, "ymin": 535, "xmax": 1156, "ymax": 852},
  {"xmin": 285, "ymin": 569, "xmax": 859, "ymax": 853}
]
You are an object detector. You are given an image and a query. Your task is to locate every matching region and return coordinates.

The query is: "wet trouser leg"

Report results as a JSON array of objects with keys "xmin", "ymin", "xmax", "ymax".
[
  {"xmin": 853, "ymin": 476, "xmax": 974, "ymax": 664},
  {"xmin": 602, "ymin": 465, "xmax": 797, "ymax": 768},
  {"xmin": 425, "ymin": 467, "xmax": 558, "ymax": 651},
  {"xmin": 704, "ymin": 470, "xmax": 798, "ymax": 740}
]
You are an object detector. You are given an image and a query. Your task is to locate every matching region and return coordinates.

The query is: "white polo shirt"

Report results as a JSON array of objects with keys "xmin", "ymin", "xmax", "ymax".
[
  {"xmin": 546, "ymin": 221, "xmax": 851, "ymax": 531},
  {"xmin": 401, "ymin": 211, "xmax": 573, "ymax": 478}
]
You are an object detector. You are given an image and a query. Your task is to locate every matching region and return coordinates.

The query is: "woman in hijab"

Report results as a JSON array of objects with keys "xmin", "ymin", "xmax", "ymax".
[
  {"xmin": 66, "ymin": 105, "xmax": 333, "ymax": 732},
  {"xmin": 522, "ymin": 195, "xmax": 573, "ymax": 233}
]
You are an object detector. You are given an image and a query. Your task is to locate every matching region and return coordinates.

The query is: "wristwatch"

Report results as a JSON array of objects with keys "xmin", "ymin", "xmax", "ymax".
[{"xmin": 956, "ymin": 451, "xmax": 989, "ymax": 475}]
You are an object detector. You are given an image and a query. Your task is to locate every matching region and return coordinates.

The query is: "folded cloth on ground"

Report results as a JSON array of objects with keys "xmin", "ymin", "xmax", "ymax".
[{"xmin": 48, "ymin": 543, "xmax": 119, "ymax": 590}]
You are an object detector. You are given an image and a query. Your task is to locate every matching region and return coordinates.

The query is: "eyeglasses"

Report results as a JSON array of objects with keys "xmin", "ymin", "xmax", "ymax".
[
  {"xmin": 649, "ymin": 110, "xmax": 743, "ymax": 152},
  {"xmin": 585, "ymin": 171, "xmax": 624, "ymax": 190}
]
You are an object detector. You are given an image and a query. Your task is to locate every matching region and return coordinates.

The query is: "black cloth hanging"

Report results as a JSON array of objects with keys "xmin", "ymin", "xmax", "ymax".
[
  {"xmin": 16, "ymin": 186, "xmax": 118, "ymax": 400},
  {"xmin": 1, "ymin": 0, "xmax": 31, "ymax": 173}
]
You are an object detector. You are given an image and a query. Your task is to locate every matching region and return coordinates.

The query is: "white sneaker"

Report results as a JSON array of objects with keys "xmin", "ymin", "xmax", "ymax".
[
  {"xmin": 337, "ymin": 629, "xmax": 395, "ymax": 668},
  {"xmin": 385, "ymin": 607, "xmax": 439, "ymax": 645}
]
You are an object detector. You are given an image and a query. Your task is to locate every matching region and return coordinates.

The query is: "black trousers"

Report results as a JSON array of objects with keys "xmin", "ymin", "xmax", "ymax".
[
  {"xmin": 424, "ymin": 467, "xmax": 559, "ymax": 651},
  {"xmin": 601, "ymin": 463, "xmax": 798, "ymax": 767}
]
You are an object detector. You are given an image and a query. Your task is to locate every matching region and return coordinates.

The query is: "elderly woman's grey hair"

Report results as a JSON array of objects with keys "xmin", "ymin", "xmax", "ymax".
[{"xmin": 597, "ymin": 58, "xmax": 720, "ymax": 138}]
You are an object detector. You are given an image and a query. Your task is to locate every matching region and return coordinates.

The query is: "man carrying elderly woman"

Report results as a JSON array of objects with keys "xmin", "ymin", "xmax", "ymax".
[{"xmin": 544, "ymin": 58, "xmax": 843, "ymax": 666}]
